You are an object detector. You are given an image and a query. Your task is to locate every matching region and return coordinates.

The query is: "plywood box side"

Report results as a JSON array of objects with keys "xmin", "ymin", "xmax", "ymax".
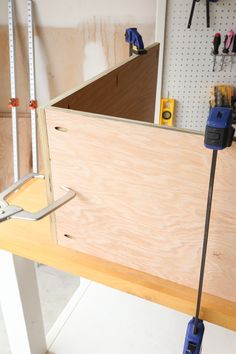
[
  {"xmin": 52, "ymin": 44, "xmax": 160, "ymax": 123},
  {"xmin": 43, "ymin": 106, "xmax": 236, "ymax": 304}
]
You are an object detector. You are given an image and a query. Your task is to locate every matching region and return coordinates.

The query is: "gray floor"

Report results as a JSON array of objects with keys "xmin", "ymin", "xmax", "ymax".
[{"xmin": 0, "ymin": 264, "xmax": 80, "ymax": 354}]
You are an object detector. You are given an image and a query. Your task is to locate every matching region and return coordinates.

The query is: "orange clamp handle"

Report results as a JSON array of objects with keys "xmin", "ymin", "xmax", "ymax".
[
  {"xmin": 29, "ymin": 100, "xmax": 38, "ymax": 110},
  {"xmin": 8, "ymin": 98, "xmax": 20, "ymax": 108}
]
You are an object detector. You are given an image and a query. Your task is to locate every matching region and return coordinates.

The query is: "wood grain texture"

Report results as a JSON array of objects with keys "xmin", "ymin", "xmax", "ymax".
[
  {"xmin": 0, "ymin": 178, "xmax": 235, "ymax": 331},
  {"xmin": 53, "ymin": 45, "xmax": 159, "ymax": 123},
  {"xmin": 0, "ymin": 112, "xmax": 32, "ymax": 191},
  {"xmin": 42, "ymin": 107, "xmax": 236, "ymax": 303}
]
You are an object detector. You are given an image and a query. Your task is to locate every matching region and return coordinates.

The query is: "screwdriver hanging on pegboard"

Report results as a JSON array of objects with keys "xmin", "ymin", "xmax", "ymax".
[
  {"xmin": 221, "ymin": 30, "xmax": 234, "ymax": 71},
  {"xmin": 231, "ymin": 34, "xmax": 236, "ymax": 70},
  {"xmin": 188, "ymin": 0, "xmax": 219, "ymax": 29},
  {"xmin": 212, "ymin": 33, "xmax": 221, "ymax": 72}
]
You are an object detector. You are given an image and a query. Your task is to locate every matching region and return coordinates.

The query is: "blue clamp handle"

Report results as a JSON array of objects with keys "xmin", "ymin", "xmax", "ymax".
[
  {"xmin": 183, "ymin": 318, "xmax": 205, "ymax": 354},
  {"xmin": 125, "ymin": 28, "xmax": 146, "ymax": 54},
  {"xmin": 204, "ymin": 107, "xmax": 234, "ymax": 150}
]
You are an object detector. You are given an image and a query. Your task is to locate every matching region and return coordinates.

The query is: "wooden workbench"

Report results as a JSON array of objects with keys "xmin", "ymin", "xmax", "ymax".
[{"xmin": 1, "ymin": 43, "xmax": 236, "ymax": 332}]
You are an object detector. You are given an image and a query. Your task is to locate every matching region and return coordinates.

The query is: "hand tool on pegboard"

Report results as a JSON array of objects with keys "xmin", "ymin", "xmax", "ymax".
[
  {"xmin": 187, "ymin": 0, "xmax": 219, "ymax": 29},
  {"xmin": 8, "ymin": 0, "xmax": 20, "ymax": 183},
  {"xmin": 27, "ymin": 0, "xmax": 38, "ymax": 174},
  {"xmin": 231, "ymin": 34, "xmax": 236, "ymax": 70},
  {"xmin": 212, "ymin": 33, "xmax": 221, "ymax": 72},
  {"xmin": 183, "ymin": 106, "xmax": 235, "ymax": 354},
  {"xmin": 159, "ymin": 98, "xmax": 175, "ymax": 127},
  {"xmin": 210, "ymin": 85, "xmax": 233, "ymax": 108},
  {"xmin": 125, "ymin": 28, "xmax": 147, "ymax": 56},
  {"xmin": 210, "ymin": 85, "xmax": 236, "ymax": 123},
  {"xmin": 221, "ymin": 30, "xmax": 234, "ymax": 71}
]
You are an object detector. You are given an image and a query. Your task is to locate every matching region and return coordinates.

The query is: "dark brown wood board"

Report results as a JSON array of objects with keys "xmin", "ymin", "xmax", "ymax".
[{"xmin": 53, "ymin": 45, "xmax": 159, "ymax": 123}]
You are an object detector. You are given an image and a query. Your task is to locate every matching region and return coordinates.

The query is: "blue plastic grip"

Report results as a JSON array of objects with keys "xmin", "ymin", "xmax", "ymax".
[
  {"xmin": 183, "ymin": 318, "xmax": 205, "ymax": 354},
  {"xmin": 125, "ymin": 28, "xmax": 144, "ymax": 50}
]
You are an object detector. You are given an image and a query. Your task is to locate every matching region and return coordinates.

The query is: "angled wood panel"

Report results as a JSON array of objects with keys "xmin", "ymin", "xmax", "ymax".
[{"xmin": 53, "ymin": 44, "xmax": 159, "ymax": 123}]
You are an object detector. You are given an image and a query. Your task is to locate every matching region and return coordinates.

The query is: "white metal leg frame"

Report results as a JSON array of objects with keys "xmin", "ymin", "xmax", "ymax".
[
  {"xmin": 0, "ymin": 1, "xmax": 46, "ymax": 353},
  {"xmin": 0, "ymin": 252, "xmax": 46, "ymax": 354}
]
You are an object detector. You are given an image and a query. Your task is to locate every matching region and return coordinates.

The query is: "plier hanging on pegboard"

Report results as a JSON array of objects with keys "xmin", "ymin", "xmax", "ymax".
[{"xmin": 187, "ymin": 0, "xmax": 219, "ymax": 29}]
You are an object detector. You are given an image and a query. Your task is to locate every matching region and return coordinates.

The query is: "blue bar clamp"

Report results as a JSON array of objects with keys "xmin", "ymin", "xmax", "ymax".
[{"xmin": 183, "ymin": 107, "xmax": 235, "ymax": 353}]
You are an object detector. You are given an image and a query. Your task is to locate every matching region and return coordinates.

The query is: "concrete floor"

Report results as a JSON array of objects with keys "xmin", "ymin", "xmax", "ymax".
[
  {"xmin": 48, "ymin": 281, "xmax": 236, "ymax": 354},
  {"xmin": 1, "ymin": 267, "xmax": 236, "ymax": 354},
  {"xmin": 0, "ymin": 264, "xmax": 80, "ymax": 354}
]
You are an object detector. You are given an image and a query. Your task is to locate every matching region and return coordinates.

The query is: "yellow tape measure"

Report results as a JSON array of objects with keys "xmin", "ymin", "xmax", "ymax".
[{"xmin": 160, "ymin": 98, "xmax": 175, "ymax": 127}]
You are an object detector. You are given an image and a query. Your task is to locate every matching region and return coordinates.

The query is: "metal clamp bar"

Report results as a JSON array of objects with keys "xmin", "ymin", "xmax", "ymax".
[
  {"xmin": 194, "ymin": 149, "xmax": 218, "ymax": 334},
  {"xmin": 8, "ymin": 0, "xmax": 19, "ymax": 183},
  {"xmin": 0, "ymin": 174, "xmax": 76, "ymax": 222},
  {"xmin": 27, "ymin": 0, "xmax": 38, "ymax": 174}
]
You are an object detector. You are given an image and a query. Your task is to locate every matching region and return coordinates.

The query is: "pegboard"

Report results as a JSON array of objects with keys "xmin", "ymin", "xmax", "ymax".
[{"xmin": 162, "ymin": 0, "xmax": 236, "ymax": 131}]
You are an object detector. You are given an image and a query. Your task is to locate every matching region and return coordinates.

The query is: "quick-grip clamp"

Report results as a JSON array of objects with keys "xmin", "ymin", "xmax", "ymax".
[{"xmin": 0, "ymin": 173, "xmax": 76, "ymax": 223}]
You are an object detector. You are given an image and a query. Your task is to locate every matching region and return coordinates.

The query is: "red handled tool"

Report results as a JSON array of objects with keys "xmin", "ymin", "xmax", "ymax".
[
  {"xmin": 231, "ymin": 34, "xmax": 236, "ymax": 70},
  {"xmin": 212, "ymin": 33, "xmax": 221, "ymax": 72},
  {"xmin": 221, "ymin": 30, "xmax": 234, "ymax": 70}
]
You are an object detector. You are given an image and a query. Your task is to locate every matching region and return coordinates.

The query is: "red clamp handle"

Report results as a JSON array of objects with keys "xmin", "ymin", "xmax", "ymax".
[
  {"xmin": 29, "ymin": 100, "xmax": 38, "ymax": 110},
  {"xmin": 8, "ymin": 98, "xmax": 20, "ymax": 108}
]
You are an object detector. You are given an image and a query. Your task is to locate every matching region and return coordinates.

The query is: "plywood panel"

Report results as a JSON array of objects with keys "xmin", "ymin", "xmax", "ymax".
[
  {"xmin": 53, "ymin": 45, "xmax": 159, "ymax": 123},
  {"xmin": 0, "ymin": 178, "xmax": 235, "ymax": 332},
  {"xmin": 42, "ymin": 107, "xmax": 236, "ymax": 303},
  {"xmin": 0, "ymin": 113, "xmax": 32, "ymax": 190}
]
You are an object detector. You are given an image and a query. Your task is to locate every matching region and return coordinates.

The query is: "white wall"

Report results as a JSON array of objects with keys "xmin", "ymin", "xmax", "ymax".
[
  {"xmin": 0, "ymin": 0, "xmax": 156, "ymax": 109},
  {"xmin": 0, "ymin": 0, "xmax": 156, "ymax": 26}
]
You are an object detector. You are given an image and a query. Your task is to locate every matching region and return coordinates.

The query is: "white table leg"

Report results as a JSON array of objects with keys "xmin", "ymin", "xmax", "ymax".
[{"xmin": 0, "ymin": 251, "xmax": 47, "ymax": 354}]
